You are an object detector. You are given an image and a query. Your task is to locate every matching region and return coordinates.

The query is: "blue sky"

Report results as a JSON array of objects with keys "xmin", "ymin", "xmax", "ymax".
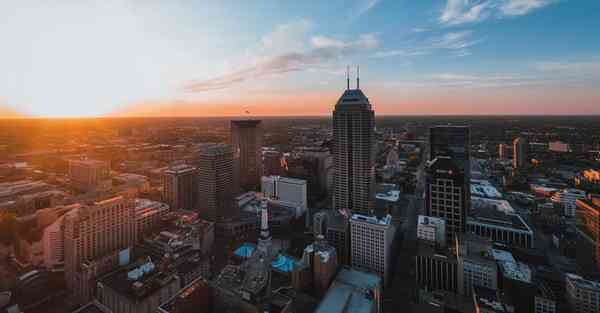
[{"xmin": 1, "ymin": 0, "xmax": 599, "ymax": 117}]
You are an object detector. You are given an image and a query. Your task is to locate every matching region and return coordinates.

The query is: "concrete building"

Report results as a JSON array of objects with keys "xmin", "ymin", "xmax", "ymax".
[
  {"xmin": 468, "ymin": 198, "xmax": 534, "ymax": 249},
  {"xmin": 498, "ymin": 143, "xmax": 509, "ymax": 160},
  {"xmin": 196, "ymin": 144, "xmax": 237, "ymax": 222},
  {"xmin": 231, "ymin": 120, "xmax": 263, "ymax": 191},
  {"xmin": 350, "ymin": 214, "xmax": 395, "ymax": 285},
  {"xmin": 135, "ymin": 199, "xmax": 169, "ymax": 237},
  {"xmin": 535, "ymin": 283, "xmax": 557, "ymax": 313},
  {"xmin": 576, "ymin": 195, "xmax": 600, "ymax": 270},
  {"xmin": 513, "ymin": 137, "xmax": 529, "ymax": 169},
  {"xmin": 97, "ymin": 260, "xmax": 180, "ymax": 313},
  {"xmin": 566, "ymin": 273, "xmax": 600, "ymax": 313},
  {"xmin": 69, "ymin": 159, "xmax": 111, "ymax": 193},
  {"xmin": 417, "ymin": 215, "xmax": 446, "ymax": 247},
  {"xmin": 261, "ymin": 175, "xmax": 307, "ymax": 218},
  {"xmin": 262, "ymin": 150, "xmax": 283, "ymax": 177},
  {"xmin": 332, "ymin": 78, "xmax": 376, "ymax": 214},
  {"xmin": 456, "ymin": 235, "xmax": 498, "ymax": 296},
  {"xmin": 302, "ymin": 236, "xmax": 338, "ymax": 297},
  {"xmin": 415, "ymin": 245, "xmax": 459, "ymax": 293},
  {"xmin": 313, "ymin": 209, "xmax": 351, "ymax": 265},
  {"xmin": 425, "ymin": 156, "xmax": 468, "ymax": 243},
  {"xmin": 162, "ymin": 165, "xmax": 196, "ymax": 211},
  {"xmin": 551, "ymin": 188, "xmax": 586, "ymax": 217},
  {"xmin": 315, "ymin": 267, "xmax": 382, "ymax": 313},
  {"xmin": 64, "ymin": 194, "xmax": 137, "ymax": 304}
]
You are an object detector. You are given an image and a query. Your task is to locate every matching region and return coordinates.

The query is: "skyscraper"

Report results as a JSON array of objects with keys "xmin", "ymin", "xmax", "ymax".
[
  {"xmin": 425, "ymin": 156, "xmax": 468, "ymax": 243},
  {"xmin": 64, "ymin": 194, "xmax": 137, "ymax": 303},
  {"xmin": 350, "ymin": 213, "xmax": 395, "ymax": 285},
  {"xmin": 332, "ymin": 70, "xmax": 375, "ymax": 214},
  {"xmin": 231, "ymin": 120, "xmax": 263, "ymax": 191},
  {"xmin": 429, "ymin": 126, "xmax": 471, "ymax": 178},
  {"xmin": 513, "ymin": 137, "xmax": 529, "ymax": 169},
  {"xmin": 162, "ymin": 164, "xmax": 197, "ymax": 211},
  {"xmin": 196, "ymin": 144, "xmax": 237, "ymax": 222}
]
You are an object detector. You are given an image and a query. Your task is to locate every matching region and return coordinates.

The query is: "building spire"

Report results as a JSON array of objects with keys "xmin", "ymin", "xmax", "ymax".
[
  {"xmin": 356, "ymin": 65, "xmax": 360, "ymax": 89},
  {"xmin": 346, "ymin": 66, "xmax": 350, "ymax": 90}
]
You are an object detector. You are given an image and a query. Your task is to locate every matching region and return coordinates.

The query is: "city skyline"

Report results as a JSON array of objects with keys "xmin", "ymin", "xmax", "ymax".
[{"xmin": 2, "ymin": 0, "xmax": 600, "ymax": 118}]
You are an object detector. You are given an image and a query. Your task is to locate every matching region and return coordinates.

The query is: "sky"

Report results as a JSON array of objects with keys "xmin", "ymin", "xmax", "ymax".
[{"xmin": 1, "ymin": 0, "xmax": 600, "ymax": 118}]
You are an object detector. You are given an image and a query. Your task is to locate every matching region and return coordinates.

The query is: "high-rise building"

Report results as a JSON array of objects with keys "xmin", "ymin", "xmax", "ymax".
[
  {"xmin": 162, "ymin": 165, "xmax": 197, "ymax": 211},
  {"xmin": 196, "ymin": 144, "xmax": 237, "ymax": 222},
  {"xmin": 332, "ymin": 74, "xmax": 375, "ymax": 214},
  {"xmin": 425, "ymin": 157, "xmax": 468, "ymax": 243},
  {"xmin": 231, "ymin": 120, "xmax": 263, "ymax": 191},
  {"xmin": 498, "ymin": 143, "xmax": 508, "ymax": 160},
  {"xmin": 263, "ymin": 150, "xmax": 283, "ymax": 177},
  {"xmin": 261, "ymin": 175, "xmax": 307, "ymax": 218},
  {"xmin": 69, "ymin": 159, "xmax": 111, "ymax": 192},
  {"xmin": 64, "ymin": 194, "xmax": 137, "ymax": 303},
  {"xmin": 429, "ymin": 126, "xmax": 471, "ymax": 178},
  {"xmin": 350, "ymin": 214, "xmax": 395, "ymax": 285},
  {"xmin": 313, "ymin": 209, "xmax": 351, "ymax": 265},
  {"xmin": 513, "ymin": 137, "xmax": 529, "ymax": 169},
  {"xmin": 551, "ymin": 188, "xmax": 586, "ymax": 217}
]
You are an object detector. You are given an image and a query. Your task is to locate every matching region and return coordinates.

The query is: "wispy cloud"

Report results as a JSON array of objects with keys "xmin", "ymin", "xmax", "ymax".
[
  {"xmin": 353, "ymin": 0, "xmax": 382, "ymax": 18},
  {"xmin": 373, "ymin": 30, "xmax": 481, "ymax": 59},
  {"xmin": 439, "ymin": 0, "xmax": 556, "ymax": 26},
  {"xmin": 184, "ymin": 21, "xmax": 380, "ymax": 92}
]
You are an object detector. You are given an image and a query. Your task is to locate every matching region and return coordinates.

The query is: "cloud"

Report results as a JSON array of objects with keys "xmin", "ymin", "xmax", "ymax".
[
  {"xmin": 373, "ymin": 30, "xmax": 481, "ymax": 59},
  {"xmin": 534, "ymin": 60, "xmax": 600, "ymax": 74},
  {"xmin": 184, "ymin": 22, "xmax": 380, "ymax": 92},
  {"xmin": 427, "ymin": 72, "xmax": 548, "ymax": 88},
  {"xmin": 439, "ymin": 0, "xmax": 556, "ymax": 26},
  {"xmin": 354, "ymin": 0, "xmax": 382, "ymax": 18}
]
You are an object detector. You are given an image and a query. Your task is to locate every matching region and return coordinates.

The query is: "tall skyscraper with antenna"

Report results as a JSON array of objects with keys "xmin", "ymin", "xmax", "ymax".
[{"xmin": 332, "ymin": 67, "xmax": 375, "ymax": 214}]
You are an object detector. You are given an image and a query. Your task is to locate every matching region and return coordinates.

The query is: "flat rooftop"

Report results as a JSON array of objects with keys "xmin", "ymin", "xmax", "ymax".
[
  {"xmin": 315, "ymin": 268, "xmax": 381, "ymax": 313},
  {"xmin": 468, "ymin": 203, "xmax": 531, "ymax": 233},
  {"xmin": 99, "ymin": 261, "xmax": 178, "ymax": 301}
]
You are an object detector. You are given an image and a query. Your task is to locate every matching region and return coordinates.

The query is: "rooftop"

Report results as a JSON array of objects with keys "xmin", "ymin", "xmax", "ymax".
[
  {"xmin": 491, "ymin": 249, "xmax": 531, "ymax": 283},
  {"xmin": 335, "ymin": 89, "xmax": 372, "ymax": 110},
  {"xmin": 469, "ymin": 201, "xmax": 531, "ymax": 233},
  {"xmin": 71, "ymin": 301, "xmax": 113, "ymax": 313},
  {"xmin": 315, "ymin": 268, "xmax": 381, "ymax": 313},
  {"xmin": 566, "ymin": 273, "xmax": 600, "ymax": 291},
  {"xmin": 376, "ymin": 183, "xmax": 401, "ymax": 202},
  {"xmin": 99, "ymin": 260, "xmax": 179, "ymax": 300},
  {"xmin": 351, "ymin": 213, "xmax": 392, "ymax": 226},
  {"xmin": 473, "ymin": 286, "xmax": 510, "ymax": 313}
]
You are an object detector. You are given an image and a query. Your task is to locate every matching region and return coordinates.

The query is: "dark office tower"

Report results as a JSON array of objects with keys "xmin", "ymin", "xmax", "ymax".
[
  {"xmin": 231, "ymin": 120, "xmax": 263, "ymax": 191},
  {"xmin": 425, "ymin": 157, "xmax": 467, "ymax": 243},
  {"xmin": 429, "ymin": 125, "xmax": 471, "ymax": 178},
  {"xmin": 513, "ymin": 137, "xmax": 529, "ymax": 169},
  {"xmin": 332, "ymin": 69, "xmax": 375, "ymax": 214},
  {"xmin": 263, "ymin": 150, "xmax": 283, "ymax": 177},
  {"xmin": 197, "ymin": 144, "xmax": 237, "ymax": 222},
  {"xmin": 163, "ymin": 164, "xmax": 197, "ymax": 210}
]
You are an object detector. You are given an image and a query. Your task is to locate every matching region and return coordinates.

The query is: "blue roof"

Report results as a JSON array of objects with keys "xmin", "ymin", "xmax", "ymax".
[
  {"xmin": 271, "ymin": 254, "xmax": 295, "ymax": 273},
  {"xmin": 234, "ymin": 243, "xmax": 255, "ymax": 258}
]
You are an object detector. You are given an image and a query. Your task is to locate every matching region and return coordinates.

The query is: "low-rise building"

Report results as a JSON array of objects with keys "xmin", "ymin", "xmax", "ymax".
[
  {"xmin": 417, "ymin": 215, "xmax": 446, "ymax": 247},
  {"xmin": 552, "ymin": 188, "xmax": 587, "ymax": 217},
  {"xmin": 315, "ymin": 267, "xmax": 382, "ymax": 313},
  {"xmin": 97, "ymin": 260, "xmax": 180, "ymax": 313},
  {"xmin": 566, "ymin": 273, "xmax": 600, "ymax": 313},
  {"xmin": 350, "ymin": 214, "xmax": 395, "ymax": 285}
]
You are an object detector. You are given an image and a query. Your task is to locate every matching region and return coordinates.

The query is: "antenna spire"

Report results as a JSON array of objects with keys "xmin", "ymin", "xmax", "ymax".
[
  {"xmin": 346, "ymin": 66, "xmax": 350, "ymax": 90},
  {"xmin": 356, "ymin": 65, "xmax": 360, "ymax": 89}
]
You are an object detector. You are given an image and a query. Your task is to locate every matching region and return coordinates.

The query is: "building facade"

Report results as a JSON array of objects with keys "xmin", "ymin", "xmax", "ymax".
[
  {"xmin": 69, "ymin": 159, "xmax": 111, "ymax": 192},
  {"xmin": 231, "ymin": 120, "xmax": 263, "ymax": 191},
  {"xmin": 350, "ymin": 214, "xmax": 395, "ymax": 285},
  {"xmin": 162, "ymin": 165, "xmax": 196, "ymax": 211},
  {"xmin": 566, "ymin": 273, "xmax": 600, "ymax": 313},
  {"xmin": 417, "ymin": 215, "xmax": 446, "ymax": 247},
  {"xmin": 196, "ymin": 144, "xmax": 237, "ymax": 222},
  {"xmin": 64, "ymin": 194, "xmax": 137, "ymax": 303},
  {"xmin": 425, "ymin": 157, "xmax": 468, "ymax": 243},
  {"xmin": 513, "ymin": 137, "xmax": 529, "ymax": 169},
  {"xmin": 261, "ymin": 175, "xmax": 307, "ymax": 218},
  {"xmin": 551, "ymin": 188, "xmax": 586, "ymax": 217},
  {"xmin": 332, "ymin": 85, "xmax": 375, "ymax": 214}
]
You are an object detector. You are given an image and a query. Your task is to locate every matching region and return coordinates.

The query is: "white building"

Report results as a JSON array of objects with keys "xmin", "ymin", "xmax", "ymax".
[
  {"xmin": 350, "ymin": 213, "xmax": 395, "ymax": 286},
  {"xmin": 261, "ymin": 176, "xmax": 307, "ymax": 218},
  {"xmin": 549, "ymin": 141, "xmax": 571, "ymax": 153},
  {"xmin": 417, "ymin": 215, "xmax": 446, "ymax": 247},
  {"xmin": 551, "ymin": 189, "xmax": 586, "ymax": 217},
  {"xmin": 566, "ymin": 273, "xmax": 600, "ymax": 313},
  {"xmin": 42, "ymin": 214, "xmax": 67, "ymax": 269}
]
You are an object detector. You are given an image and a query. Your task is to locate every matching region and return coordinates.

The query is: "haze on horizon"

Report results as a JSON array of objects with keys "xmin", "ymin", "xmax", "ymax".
[{"xmin": 1, "ymin": 0, "xmax": 599, "ymax": 118}]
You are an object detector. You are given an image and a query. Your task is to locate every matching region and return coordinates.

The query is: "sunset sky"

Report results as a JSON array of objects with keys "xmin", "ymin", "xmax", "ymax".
[{"xmin": 1, "ymin": 0, "xmax": 600, "ymax": 118}]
